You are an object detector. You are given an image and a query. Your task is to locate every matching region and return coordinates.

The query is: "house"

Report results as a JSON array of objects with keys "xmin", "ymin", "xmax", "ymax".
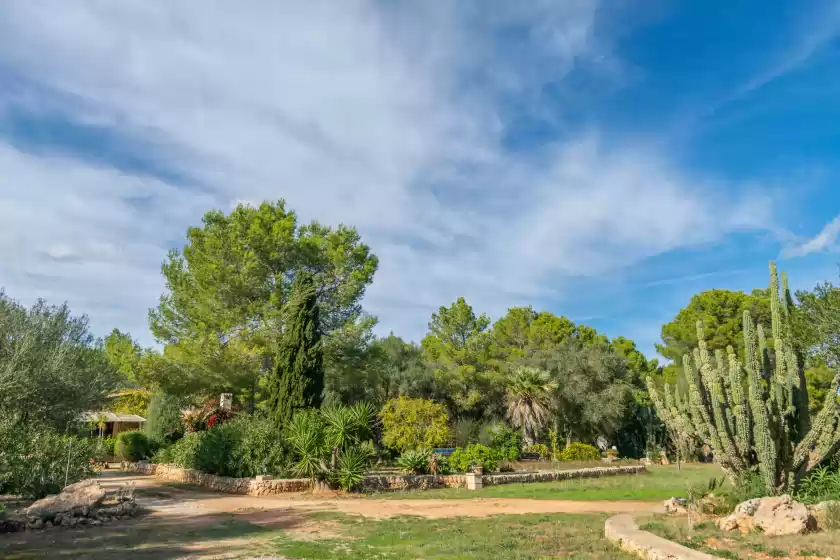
[{"xmin": 81, "ymin": 411, "xmax": 146, "ymax": 437}]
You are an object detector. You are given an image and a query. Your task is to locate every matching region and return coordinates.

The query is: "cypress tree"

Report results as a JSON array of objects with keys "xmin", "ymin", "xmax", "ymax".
[{"xmin": 269, "ymin": 271, "xmax": 324, "ymax": 427}]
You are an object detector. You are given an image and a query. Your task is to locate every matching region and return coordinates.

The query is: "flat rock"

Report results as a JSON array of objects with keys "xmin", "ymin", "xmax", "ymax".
[
  {"xmin": 24, "ymin": 480, "xmax": 107, "ymax": 520},
  {"xmin": 721, "ymin": 495, "xmax": 813, "ymax": 536}
]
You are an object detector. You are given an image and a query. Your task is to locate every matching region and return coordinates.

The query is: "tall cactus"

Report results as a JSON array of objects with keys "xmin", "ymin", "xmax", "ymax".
[{"xmin": 648, "ymin": 262, "xmax": 840, "ymax": 494}]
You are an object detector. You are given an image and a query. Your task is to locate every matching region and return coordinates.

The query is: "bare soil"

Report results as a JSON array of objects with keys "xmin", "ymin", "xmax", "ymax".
[{"xmin": 0, "ymin": 472, "xmax": 662, "ymax": 559}]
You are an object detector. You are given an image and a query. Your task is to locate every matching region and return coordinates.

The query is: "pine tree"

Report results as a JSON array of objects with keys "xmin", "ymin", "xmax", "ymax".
[
  {"xmin": 269, "ymin": 271, "xmax": 324, "ymax": 427},
  {"xmin": 647, "ymin": 262, "xmax": 840, "ymax": 494}
]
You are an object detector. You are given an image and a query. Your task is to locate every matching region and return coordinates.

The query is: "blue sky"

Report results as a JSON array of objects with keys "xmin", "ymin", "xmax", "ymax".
[{"xmin": 1, "ymin": 1, "xmax": 840, "ymax": 360}]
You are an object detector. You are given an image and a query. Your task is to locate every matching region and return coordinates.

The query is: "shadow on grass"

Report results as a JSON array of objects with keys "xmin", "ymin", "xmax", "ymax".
[{"xmin": 0, "ymin": 508, "xmax": 310, "ymax": 559}]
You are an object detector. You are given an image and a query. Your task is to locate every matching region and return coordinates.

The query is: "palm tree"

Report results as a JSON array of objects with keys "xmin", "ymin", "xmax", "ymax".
[{"xmin": 505, "ymin": 367, "xmax": 557, "ymax": 446}]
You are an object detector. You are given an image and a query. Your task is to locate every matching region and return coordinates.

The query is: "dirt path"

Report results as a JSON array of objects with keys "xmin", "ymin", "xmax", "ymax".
[
  {"xmin": 108, "ymin": 472, "xmax": 662, "ymax": 519},
  {"xmin": 0, "ymin": 472, "xmax": 662, "ymax": 559}
]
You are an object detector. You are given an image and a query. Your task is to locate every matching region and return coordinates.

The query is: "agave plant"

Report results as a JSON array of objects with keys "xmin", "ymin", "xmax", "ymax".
[
  {"xmin": 396, "ymin": 448, "xmax": 431, "ymax": 475},
  {"xmin": 332, "ymin": 445, "xmax": 374, "ymax": 491}
]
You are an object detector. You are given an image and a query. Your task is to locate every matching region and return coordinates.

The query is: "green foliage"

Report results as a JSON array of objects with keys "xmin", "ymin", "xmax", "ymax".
[
  {"xmin": 396, "ymin": 448, "xmax": 432, "ymax": 474},
  {"xmin": 167, "ymin": 415, "xmax": 291, "ymax": 477},
  {"xmin": 144, "ymin": 391, "xmax": 187, "ymax": 445},
  {"xmin": 795, "ymin": 467, "xmax": 840, "ymax": 505},
  {"xmin": 505, "ymin": 367, "xmax": 556, "ymax": 446},
  {"xmin": 524, "ymin": 444, "xmax": 550, "ymax": 458},
  {"xmin": 0, "ymin": 423, "xmax": 97, "ymax": 499},
  {"xmin": 421, "ymin": 297, "xmax": 496, "ymax": 417},
  {"xmin": 0, "ymin": 293, "xmax": 120, "ymax": 430},
  {"xmin": 95, "ymin": 436, "xmax": 116, "ymax": 459},
  {"xmin": 332, "ymin": 445, "xmax": 373, "ymax": 491},
  {"xmin": 448, "ymin": 444, "xmax": 502, "ymax": 473},
  {"xmin": 284, "ymin": 407, "xmax": 375, "ymax": 486},
  {"xmin": 321, "ymin": 402, "xmax": 374, "ymax": 450},
  {"xmin": 559, "ymin": 443, "xmax": 601, "ymax": 461},
  {"xmin": 110, "ymin": 389, "xmax": 153, "ymax": 416},
  {"xmin": 648, "ymin": 262, "xmax": 840, "ymax": 494},
  {"xmin": 528, "ymin": 341, "xmax": 633, "ymax": 445},
  {"xmin": 268, "ymin": 271, "xmax": 324, "ymax": 427},
  {"xmin": 379, "ymin": 396, "xmax": 451, "ymax": 453},
  {"xmin": 149, "ymin": 200, "xmax": 377, "ymax": 397},
  {"xmin": 115, "ymin": 430, "xmax": 150, "ymax": 461},
  {"xmin": 151, "ymin": 445, "xmax": 175, "ymax": 465},
  {"xmin": 656, "ymin": 288, "xmax": 772, "ymax": 381},
  {"xmin": 490, "ymin": 424, "xmax": 524, "ymax": 460}
]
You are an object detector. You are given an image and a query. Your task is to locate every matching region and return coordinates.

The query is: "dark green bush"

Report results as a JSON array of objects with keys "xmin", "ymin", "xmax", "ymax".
[
  {"xmin": 490, "ymin": 425, "xmax": 523, "ymax": 460},
  {"xmin": 115, "ymin": 430, "xmax": 150, "ymax": 461},
  {"xmin": 167, "ymin": 415, "xmax": 290, "ymax": 477},
  {"xmin": 0, "ymin": 423, "xmax": 96, "ymax": 499},
  {"xmin": 449, "ymin": 444, "xmax": 502, "ymax": 472},
  {"xmin": 144, "ymin": 392, "xmax": 186, "ymax": 445},
  {"xmin": 558, "ymin": 442, "xmax": 601, "ymax": 461}
]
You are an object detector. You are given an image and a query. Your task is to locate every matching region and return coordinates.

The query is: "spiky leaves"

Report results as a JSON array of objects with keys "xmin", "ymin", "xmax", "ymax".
[
  {"xmin": 268, "ymin": 271, "xmax": 324, "ymax": 427},
  {"xmin": 505, "ymin": 366, "xmax": 557, "ymax": 446}
]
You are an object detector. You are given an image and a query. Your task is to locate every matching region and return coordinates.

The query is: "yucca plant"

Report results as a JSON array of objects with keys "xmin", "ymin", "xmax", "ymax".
[
  {"xmin": 332, "ymin": 445, "xmax": 374, "ymax": 491},
  {"xmin": 285, "ymin": 411, "xmax": 327, "ymax": 482},
  {"xmin": 396, "ymin": 448, "xmax": 431, "ymax": 474}
]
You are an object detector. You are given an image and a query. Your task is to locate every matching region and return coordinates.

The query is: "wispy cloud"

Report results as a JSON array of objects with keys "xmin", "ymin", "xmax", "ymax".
[
  {"xmin": 0, "ymin": 1, "xmax": 781, "ymax": 345},
  {"xmin": 781, "ymin": 215, "xmax": 840, "ymax": 258}
]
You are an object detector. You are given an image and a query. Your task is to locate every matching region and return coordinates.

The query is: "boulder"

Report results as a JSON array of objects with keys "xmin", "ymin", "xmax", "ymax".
[
  {"xmin": 719, "ymin": 495, "xmax": 813, "ymax": 536},
  {"xmin": 24, "ymin": 480, "xmax": 107, "ymax": 520},
  {"xmin": 664, "ymin": 497, "xmax": 687, "ymax": 515}
]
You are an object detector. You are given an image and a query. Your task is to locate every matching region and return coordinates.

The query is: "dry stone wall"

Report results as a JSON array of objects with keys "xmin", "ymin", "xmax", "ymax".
[{"xmin": 124, "ymin": 462, "xmax": 645, "ymax": 495}]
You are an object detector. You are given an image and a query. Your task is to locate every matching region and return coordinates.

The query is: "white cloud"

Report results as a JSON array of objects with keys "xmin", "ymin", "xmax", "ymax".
[
  {"xmin": 781, "ymin": 215, "xmax": 840, "ymax": 258},
  {"xmin": 0, "ymin": 1, "xmax": 776, "ymax": 345}
]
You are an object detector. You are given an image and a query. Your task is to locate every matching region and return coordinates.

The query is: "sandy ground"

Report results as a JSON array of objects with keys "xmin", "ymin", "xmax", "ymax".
[
  {"xmin": 103, "ymin": 472, "xmax": 662, "ymax": 520},
  {"xmin": 0, "ymin": 472, "xmax": 662, "ymax": 559}
]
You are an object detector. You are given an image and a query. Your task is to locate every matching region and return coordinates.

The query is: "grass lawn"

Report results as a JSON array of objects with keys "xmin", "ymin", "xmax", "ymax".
[
  {"xmin": 260, "ymin": 512, "xmax": 638, "ymax": 560},
  {"xmin": 371, "ymin": 463, "xmax": 723, "ymax": 501},
  {"xmin": 639, "ymin": 515, "xmax": 840, "ymax": 559},
  {"xmin": 0, "ymin": 512, "xmax": 635, "ymax": 559}
]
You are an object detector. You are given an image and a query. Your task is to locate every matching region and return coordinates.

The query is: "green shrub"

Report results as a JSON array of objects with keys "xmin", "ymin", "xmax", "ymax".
[
  {"xmin": 396, "ymin": 448, "xmax": 431, "ymax": 474},
  {"xmin": 524, "ymin": 444, "xmax": 550, "ymax": 458},
  {"xmin": 93, "ymin": 436, "xmax": 116, "ymax": 460},
  {"xmin": 795, "ymin": 467, "xmax": 840, "ymax": 505},
  {"xmin": 0, "ymin": 423, "xmax": 96, "ymax": 499},
  {"xmin": 559, "ymin": 442, "xmax": 601, "ymax": 461},
  {"xmin": 167, "ymin": 415, "xmax": 290, "ymax": 477},
  {"xmin": 449, "ymin": 444, "xmax": 502, "ymax": 473},
  {"xmin": 115, "ymin": 430, "xmax": 150, "ymax": 461},
  {"xmin": 379, "ymin": 397, "xmax": 450, "ymax": 453},
  {"xmin": 332, "ymin": 445, "xmax": 373, "ymax": 491},
  {"xmin": 144, "ymin": 392, "xmax": 186, "ymax": 445},
  {"xmin": 0, "ymin": 502, "xmax": 5, "ymax": 520},
  {"xmin": 490, "ymin": 425, "xmax": 524, "ymax": 460},
  {"xmin": 151, "ymin": 445, "xmax": 175, "ymax": 464}
]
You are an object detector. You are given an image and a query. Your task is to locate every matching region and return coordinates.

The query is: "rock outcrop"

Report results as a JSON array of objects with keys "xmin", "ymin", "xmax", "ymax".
[
  {"xmin": 718, "ymin": 495, "xmax": 814, "ymax": 536},
  {"xmin": 24, "ymin": 479, "xmax": 107, "ymax": 520}
]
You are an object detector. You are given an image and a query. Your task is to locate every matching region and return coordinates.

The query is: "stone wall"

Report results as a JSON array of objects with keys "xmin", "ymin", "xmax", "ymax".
[
  {"xmin": 483, "ymin": 465, "xmax": 645, "ymax": 486},
  {"xmin": 360, "ymin": 474, "xmax": 466, "ymax": 491},
  {"xmin": 124, "ymin": 462, "xmax": 645, "ymax": 495},
  {"xmin": 124, "ymin": 462, "xmax": 310, "ymax": 495}
]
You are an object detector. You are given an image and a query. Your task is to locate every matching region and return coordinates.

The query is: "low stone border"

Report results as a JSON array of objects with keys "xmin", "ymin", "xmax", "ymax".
[
  {"xmin": 125, "ymin": 463, "xmax": 310, "ymax": 495},
  {"xmin": 483, "ymin": 465, "xmax": 645, "ymax": 486},
  {"xmin": 123, "ymin": 463, "xmax": 645, "ymax": 495},
  {"xmin": 605, "ymin": 514, "xmax": 716, "ymax": 560}
]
